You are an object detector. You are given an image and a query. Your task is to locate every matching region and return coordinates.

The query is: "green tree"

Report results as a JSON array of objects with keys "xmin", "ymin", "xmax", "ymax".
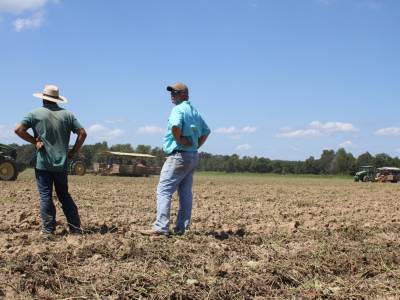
[
  {"xmin": 304, "ymin": 156, "xmax": 319, "ymax": 174},
  {"xmin": 318, "ymin": 149, "xmax": 335, "ymax": 174},
  {"xmin": 374, "ymin": 153, "xmax": 392, "ymax": 168},
  {"xmin": 135, "ymin": 144, "xmax": 151, "ymax": 154},
  {"xmin": 331, "ymin": 148, "xmax": 355, "ymax": 175},
  {"xmin": 356, "ymin": 152, "xmax": 374, "ymax": 169},
  {"xmin": 81, "ymin": 141, "xmax": 108, "ymax": 167},
  {"xmin": 109, "ymin": 144, "xmax": 134, "ymax": 153}
]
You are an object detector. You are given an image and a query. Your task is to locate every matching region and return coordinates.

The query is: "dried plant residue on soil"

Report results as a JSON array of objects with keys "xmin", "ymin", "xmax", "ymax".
[{"xmin": 0, "ymin": 171, "xmax": 399, "ymax": 299}]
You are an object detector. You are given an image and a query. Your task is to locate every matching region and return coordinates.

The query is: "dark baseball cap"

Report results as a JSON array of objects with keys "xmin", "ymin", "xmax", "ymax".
[{"xmin": 166, "ymin": 82, "xmax": 189, "ymax": 93}]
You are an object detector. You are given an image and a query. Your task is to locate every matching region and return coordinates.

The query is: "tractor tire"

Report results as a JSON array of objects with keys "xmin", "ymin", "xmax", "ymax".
[
  {"xmin": 0, "ymin": 158, "xmax": 18, "ymax": 181},
  {"xmin": 362, "ymin": 176, "xmax": 369, "ymax": 182},
  {"xmin": 71, "ymin": 161, "xmax": 86, "ymax": 176}
]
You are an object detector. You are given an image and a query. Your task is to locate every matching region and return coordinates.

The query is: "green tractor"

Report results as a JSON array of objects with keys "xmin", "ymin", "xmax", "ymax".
[
  {"xmin": 354, "ymin": 166, "xmax": 376, "ymax": 182},
  {"xmin": 0, "ymin": 144, "xmax": 19, "ymax": 181}
]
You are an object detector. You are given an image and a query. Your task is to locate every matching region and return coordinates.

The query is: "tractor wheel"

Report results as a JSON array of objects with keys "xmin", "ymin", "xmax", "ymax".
[
  {"xmin": 71, "ymin": 161, "xmax": 86, "ymax": 176},
  {"xmin": 0, "ymin": 158, "xmax": 18, "ymax": 181},
  {"xmin": 362, "ymin": 176, "xmax": 369, "ymax": 182}
]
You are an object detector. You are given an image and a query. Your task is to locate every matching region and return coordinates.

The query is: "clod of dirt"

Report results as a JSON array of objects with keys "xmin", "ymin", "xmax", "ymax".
[
  {"xmin": 65, "ymin": 236, "xmax": 81, "ymax": 247},
  {"xmin": 217, "ymin": 263, "xmax": 233, "ymax": 277},
  {"xmin": 246, "ymin": 261, "xmax": 261, "ymax": 270},
  {"xmin": 90, "ymin": 254, "xmax": 103, "ymax": 261},
  {"xmin": 294, "ymin": 220, "xmax": 300, "ymax": 228},
  {"xmin": 18, "ymin": 211, "xmax": 28, "ymax": 223},
  {"xmin": 186, "ymin": 279, "xmax": 199, "ymax": 285}
]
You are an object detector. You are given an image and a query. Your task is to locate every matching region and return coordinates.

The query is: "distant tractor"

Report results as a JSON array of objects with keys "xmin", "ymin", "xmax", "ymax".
[
  {"xmin": 354, "ymin": 166, "xmax": 376, "ymax": 182},
  {"xmin": 68, "ymin": 154, "xmax": 86, "ymax": 176},
  {"xmin": 93, "ymin": 151, "xmax": 161, "ymax": 177},
  {"xmin": 0, "ymin": 144, "xmax": 19, "ymax": 181}
]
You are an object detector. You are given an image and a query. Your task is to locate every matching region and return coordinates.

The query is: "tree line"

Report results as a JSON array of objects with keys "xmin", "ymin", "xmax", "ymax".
[{"xmin": 8, "ymin": 142, "xmax": 400, "ymax": 175}]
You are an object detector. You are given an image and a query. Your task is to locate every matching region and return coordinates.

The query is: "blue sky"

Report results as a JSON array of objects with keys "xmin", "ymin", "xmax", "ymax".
[{"xmin": 0, "ymin": 0, "xmax": 399, "ymax": 160}]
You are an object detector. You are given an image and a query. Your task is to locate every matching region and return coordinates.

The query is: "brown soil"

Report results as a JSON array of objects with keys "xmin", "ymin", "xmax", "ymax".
[{"xmin": 0, "ymin": 171, "xmax": 399, "ymax": 299}]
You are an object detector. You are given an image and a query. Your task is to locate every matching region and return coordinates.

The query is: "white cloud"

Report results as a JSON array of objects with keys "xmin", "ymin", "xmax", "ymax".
[
  {"xmin": 339, "ymin": 140, "xmax": 354, "ymax": 148},
  {"xmin": 277, "ymin": 120, "xmax": 358, "ymax": 138},
  {"xmin": 88, "ymin": 124, "xmax": 124, "ymax": 140},
  {"xmin": 215, "ymin": 126, "xmax": 257, "ymax": 135},
  {"xmin": 375, "ymin": 127, "xmax": 400, "ymax": 136},
  {"xmin": 241, "ymin": 126, "xmax": 257, "ymax": 133},
  {"xmin": 230, "ymin": 134, "xmax": 242, "ymax": 140},
  {"xmin": 277, "ymin": 129, "xmax": 322, "ymax": 138},
  {"xmin": 236, "ymin": 144, "xmax": 252, "ymax": 151},
  {"xmin": 309, "ymin": 121, "xmax": 358, "ymax": 133},
  {"xmin": 13, "ymin": 10, "xmax": 44, "ymax": 31},
  {"xmin": 137, "ymin": 126, "xmax": 164, "ymax": 135},
  {"xmin": 0, "ymin": 0, "xmax": 48, "ymax": 13},
  {"xmin": 215, "ymin": 127, "xmax": 236, "ymax": 134},
  {"xmin": 0, "ymin": 0, "xmax": 59, "ymax": 31}
]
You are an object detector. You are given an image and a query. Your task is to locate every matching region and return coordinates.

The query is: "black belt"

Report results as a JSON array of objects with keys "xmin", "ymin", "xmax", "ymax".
[{"xmin": 170, "ymin": 149, "xmax": 187, "ymax": 155}]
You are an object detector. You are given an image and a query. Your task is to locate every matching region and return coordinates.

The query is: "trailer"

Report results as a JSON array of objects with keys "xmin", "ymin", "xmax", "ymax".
[{"xmin": 93, "ymin": 151, "xmax": 161, "ymax": 177}]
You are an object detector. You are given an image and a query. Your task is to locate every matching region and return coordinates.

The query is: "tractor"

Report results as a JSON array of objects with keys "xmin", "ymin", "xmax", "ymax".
[
  {"xmin": 354, "ymin": 166, "xmax": 376, "ymax": 182},
  {"xmin": 68, "ymin": 154, "xmax": 86, "ymax": 176},
  {"xmin": 0, "ymin": 143, "xmax": 19, "ymax": 181}
]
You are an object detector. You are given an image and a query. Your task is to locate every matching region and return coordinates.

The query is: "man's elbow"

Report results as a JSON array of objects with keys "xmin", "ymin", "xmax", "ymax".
[
  {"xmin": 79, "ymin": 128, "xmax": 87, "ymax": 139},
  {"xmin": 14, "ymin": 124, "xmax": 24, "ymax": 135}
]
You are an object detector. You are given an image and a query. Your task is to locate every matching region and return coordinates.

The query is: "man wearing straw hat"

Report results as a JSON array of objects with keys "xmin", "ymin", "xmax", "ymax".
[
  {"xmin": 15, "ymin": 84, "xmax": 87, "ymax": 237},
  {"xmin": 141, "ymin": 82, "xmax": 210, "ymax": 236}
]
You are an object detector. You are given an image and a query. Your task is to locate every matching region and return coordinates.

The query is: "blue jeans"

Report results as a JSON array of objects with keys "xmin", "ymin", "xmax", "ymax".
[
  {"xmin": 35, "ymin": 169, "xmax": 81, "ymax": 234},
  {"xmin": 153, "ymin": 152, "xmax": 199, "ymax": 234}
]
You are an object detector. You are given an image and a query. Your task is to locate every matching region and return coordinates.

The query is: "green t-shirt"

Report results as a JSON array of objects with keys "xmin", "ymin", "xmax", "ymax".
[{"xmin": 21, "ymin": 103, "xmax": 83, "ymax": 172}]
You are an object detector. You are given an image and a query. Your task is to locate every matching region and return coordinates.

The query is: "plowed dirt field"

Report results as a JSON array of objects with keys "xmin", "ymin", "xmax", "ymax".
[{"xmin": 0, "ymin": 171, "xmax": 399, "ymax": 299}]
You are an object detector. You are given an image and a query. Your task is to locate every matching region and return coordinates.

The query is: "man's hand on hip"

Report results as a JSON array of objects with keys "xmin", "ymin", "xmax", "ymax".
[
  {"xmin": 35, "ymin": 137, "xmax": 44, "ymax": 150},
  {"xmin": 68, "ymin": 150, "xmax": 76, "ymax": 160},
  {"xmin": 179, "ymin": 136, "xmax": 192, "ymax": 147}
]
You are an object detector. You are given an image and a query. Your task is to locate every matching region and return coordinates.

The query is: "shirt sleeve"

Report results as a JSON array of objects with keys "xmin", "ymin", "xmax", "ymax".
[
  {"xmin": 200, "ymin": 117, "xmax": 211, "ymax": 136},
  {"xmin": 20, "ymin": 112, "xmax": 33, "ymax": 128},
  {"xmin": 169, "ymin": 107, "xmax": 184, "ymax": 129},
  {"xmin": 70, "ymin": 113, "xmax": 83, "ymax": 133}
]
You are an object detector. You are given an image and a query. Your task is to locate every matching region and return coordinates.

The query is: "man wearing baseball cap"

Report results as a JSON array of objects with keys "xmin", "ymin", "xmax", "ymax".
[
  {"xmin": 142, "ymin": 82, "xmax": 210, "ymax": 236},
  {"xmin": 15, "ymin": 84, "xmax": 87, "ymax": 237}
]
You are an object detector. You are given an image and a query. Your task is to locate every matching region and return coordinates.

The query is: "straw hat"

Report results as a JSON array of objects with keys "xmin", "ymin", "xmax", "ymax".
[{"xmin": 33, "ymin": 85, "xmax": 68, "ymax": 103}]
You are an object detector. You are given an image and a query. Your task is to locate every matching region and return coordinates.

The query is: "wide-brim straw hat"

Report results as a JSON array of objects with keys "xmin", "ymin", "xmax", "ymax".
[{"xmin": 33, "ymin": 84, "xmax": 68, "ymax": 103}]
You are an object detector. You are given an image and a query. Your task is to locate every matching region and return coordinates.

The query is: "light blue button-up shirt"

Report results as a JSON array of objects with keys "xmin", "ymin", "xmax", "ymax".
[{"xmin": 163, "ymin": 101, "xmax": 210, "ymax": 155}]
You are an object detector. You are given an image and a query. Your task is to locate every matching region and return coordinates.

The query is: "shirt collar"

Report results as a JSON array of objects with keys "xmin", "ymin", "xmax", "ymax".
[{"xmin": 43, "ymin": 102, "xmax": 59, "ymax": 108}]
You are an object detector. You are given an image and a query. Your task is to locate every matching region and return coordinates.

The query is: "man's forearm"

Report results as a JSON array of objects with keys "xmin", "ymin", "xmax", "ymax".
[
  {"xmin": 72, "ymin": 129, "xmax": 87, "ymax": 153},
  {"xmin": 172, "ymin": 126, "xmax": 192, "ymax": 147},
  {"xmin": 198, "ymin": 135, "xmax": 208, "ymax": 149},
  {"xmin": 14, "ymin": 124, "xmax": 35, "ymax": 144},
  {"xmin": 172, "ymin": 126, "xmax": 183, "ymax": 144}
]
